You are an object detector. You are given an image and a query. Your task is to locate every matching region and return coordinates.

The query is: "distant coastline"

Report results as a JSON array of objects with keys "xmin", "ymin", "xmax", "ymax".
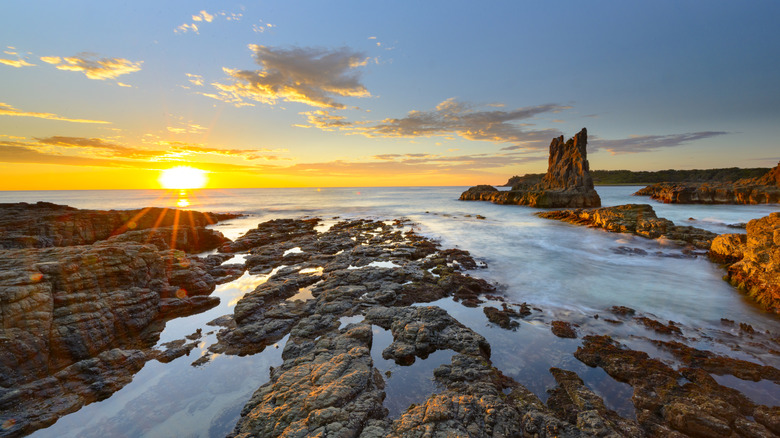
[{"xmin": 503, "ymin": 167, "xmax": 771, "ymax": 187}]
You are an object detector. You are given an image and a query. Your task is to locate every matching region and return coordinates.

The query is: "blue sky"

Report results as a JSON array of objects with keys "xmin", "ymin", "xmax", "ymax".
[{"xmin": 1, "ymin": 1, "xmax": 778, "ymax": 189}]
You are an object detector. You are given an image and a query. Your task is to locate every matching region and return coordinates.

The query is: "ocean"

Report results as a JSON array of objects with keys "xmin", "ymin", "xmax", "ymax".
[{"xmin": 2, "ymin": 186, "xmax": 778, "ymax": 437}]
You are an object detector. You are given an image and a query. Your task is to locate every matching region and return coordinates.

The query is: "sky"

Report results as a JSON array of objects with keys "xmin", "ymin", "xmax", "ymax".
[{"xmin": 1, "ymin": 1, "xmax": 778, "ymax": 190}]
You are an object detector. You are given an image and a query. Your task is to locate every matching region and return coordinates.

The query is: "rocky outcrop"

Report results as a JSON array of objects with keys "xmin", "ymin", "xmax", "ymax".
[
  {"xmin": 709, "ymin": 212, "xmax": 780, "ymax": 313},
  {"xmin": 0, "ymin": 203, "xmax": 238, "ymax": 436},
  {"xmin": 537, "ymin": 203, "xmax": 718, "ymax": 249},
  {"xmin": 575, "ymin": 335, "xmax": 779, "ymax": 437},
  {"xmin": 634, "ymin": 161, "xmax": 780, "ymax": 204},
  {"xmin": 0, "ymin": 201, "xmax": 238, "ymax": 249},
  {"xmin": 460, "ymin": 128, "xmax": 601, "ymax": 208}
]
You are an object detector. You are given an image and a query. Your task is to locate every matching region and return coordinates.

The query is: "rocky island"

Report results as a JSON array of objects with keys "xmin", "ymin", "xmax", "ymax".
[
  {"xmin": 634, "ymin": 160, "xmax": 780, "ymax": 204},
  {"xmin": 460, "ymin": 128, "xmax": 601, "ymax": 208},
  {"xmin": 1, "ymin": 202, "xmax": 779, "ymax": 437}
]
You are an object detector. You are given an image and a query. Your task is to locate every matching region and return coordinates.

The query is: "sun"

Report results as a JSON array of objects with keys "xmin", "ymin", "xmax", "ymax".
[{"xmin": 158, "ymin": 166, "xmax": 208, "ymax": 189}]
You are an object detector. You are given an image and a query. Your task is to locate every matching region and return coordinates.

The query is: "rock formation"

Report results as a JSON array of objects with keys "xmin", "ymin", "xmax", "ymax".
[
  {"xmin": 4, "ymin": 205, "xmax": 779, "ymax": 437},
  {"xmin": 634, "ymin": 160, "xmax": 780, "ymax": 204},
  {"xmin": 710, "ymin": 212, "xmax": 780, "ymax": 313},
  {"xmin": 537, "ymin": 203, "xmax": 718, "ymax": 249},
  {"xmin": 460, "ymin": 128, "xmax": 601, "ymax": 208},
  {"xmin": 0, "ymin": 201, "xmax": 239, "ymax": 250},
  {"xmin": 0, "ymin": 203, "xmax": 236, "ymax": 435}
]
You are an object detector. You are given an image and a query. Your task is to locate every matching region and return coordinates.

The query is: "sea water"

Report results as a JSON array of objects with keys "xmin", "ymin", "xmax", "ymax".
[{"xmin": 2, "ymin": 186, "xmax": 777, "ymax": 436}]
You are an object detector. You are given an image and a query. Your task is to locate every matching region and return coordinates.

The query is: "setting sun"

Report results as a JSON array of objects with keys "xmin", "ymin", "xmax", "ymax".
[{"xmin": 158, "ymin": 166, "xmax": 208, "ymax": 189}]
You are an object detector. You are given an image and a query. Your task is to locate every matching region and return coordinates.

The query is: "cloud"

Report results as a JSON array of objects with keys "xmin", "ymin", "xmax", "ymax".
[
  {"xmin": 0, "ymin": 102, "xmax": 110, "ymax": 124},
  {"xmin": 299, "ymin": 98, "xmax": 566, "ymax": 148},
  {"xmin": 176, "ymin": 23, "xmax": 199, "ymax": 34},
  {"xmin": 176, "ymin": 10, "xmax": 242, "ymax": 34},
  {"xmin": 186, "ymin": 73, "xmax": 204, "ymax": 86},
  {"xmin": 591, "ymin": 131, "xmax": 729, "ymax": 154},
  {"xmin": 35, "ymin": 136, "xmax": 161, "ymax": 159},
  {"xmin": 41, "ymin": 53, "xmax": 142, "ymax": 81},
  {"xmin": 0, "ymin": 58, "xmax": 35, "ymax": 68},
  {"xmin": 253, "ymin": 21, "xmax": 275, "ymax": 33},
  {"xmin": 191, "ymin": 10, "xmax": 214, "ymax": 22},
  {"xmin": 280, "ymin": 151, "xmax": 547, "ymax": 177},
  {"xmin": 208, "ymin": 45, "xmax": 371, "ymax": 108},
  {"xmin": 161, "ymin": 143, "xmax": 291, "ymax": 161}
]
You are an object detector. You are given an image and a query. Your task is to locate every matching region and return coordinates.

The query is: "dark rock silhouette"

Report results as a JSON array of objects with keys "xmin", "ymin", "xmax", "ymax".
[{"xmin": 460, "ymin": 128, "xmax": 601, "ymax": 208}]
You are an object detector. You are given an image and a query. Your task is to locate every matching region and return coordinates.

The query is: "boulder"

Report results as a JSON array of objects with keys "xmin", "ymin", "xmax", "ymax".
[
  {"xmin": 460, "ymin": 128, "xmax": 601, "ymax": 208},
  {"xmin": 709, "ymin": 212, "xmax": 780, "ymax": 313}
]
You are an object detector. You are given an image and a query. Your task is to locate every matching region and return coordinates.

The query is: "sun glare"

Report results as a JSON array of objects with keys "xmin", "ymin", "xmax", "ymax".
[{"xmin": 159, "ymin": 166, "xmax": 208, "ymax": 189}]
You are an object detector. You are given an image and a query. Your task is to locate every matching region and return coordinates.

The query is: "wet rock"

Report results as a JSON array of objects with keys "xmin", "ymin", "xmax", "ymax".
[
  {"xmin": 709, "ymin": 212, "xmax": 780, "ymax": 313},
  {"xmin": 575, "ymin": 335, "xmax": 775, "ymax": 437},
  {"xmin": 0, "ymin": 206, "xmax": 231, "ymax": 434},
  {"xmin": 460, "ymin": 128, "xmax": 601, "ymax": 208},
  {"xmin": 365, "ymin": 306, "xmax": 491, "ymax": 364},
  {"xmin": 228, "ymin": 324, "xmax": 386, "ymax": 438},
  {"xmin": 551, "ymin": 320, "xmax": 577, "ymax": 338},
  {"xmin": 611, "ymin": 246, "xmax": 649, "ymax": 256},
  {"xmin": 538, "ymin": 203, "xmax": 717, "ymax": 249},
  {"xmin": 651, "ymin": 339, "xmax": 780, "ymax": 384},
  {"xmin": 219, "ymin": 218, "xmax": 319, "ymax": 253},
  {"xmin": 0, "ymin": 242, "xmax": 217, "ymax": 389},
  {"xmin": 546, "ymin": 367, "xmax": 642, "ymax": 437},
  {"xmin": 634, "ymin": 316, "xmax": 682, "ymax": 336},
  {"xmin": 0, "ymin": 202, "xmax": 237, "ymax": 249},
  {"xmin": 0, "ymin": 348, "xmax": 147, "ymax": 437},
  {"xmin": 483, "ymin": 304, "xmax": 521, "ymax": 330},
  {"xmin": 610, "ymin": 306, "xmax": 637, "ymax": 316}
]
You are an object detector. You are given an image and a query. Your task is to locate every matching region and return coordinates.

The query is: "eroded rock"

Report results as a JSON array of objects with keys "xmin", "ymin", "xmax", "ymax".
[
  {"xmin": 709, "ymin": 212, "xmax": 780, "ymax": 313},
  {"xmin": 460, "ymin": 128, "xmax": 601, "ymax": 208},
  {"xmin": 538, "ymin": 203, "xmax": 718, "ymax": 249}
]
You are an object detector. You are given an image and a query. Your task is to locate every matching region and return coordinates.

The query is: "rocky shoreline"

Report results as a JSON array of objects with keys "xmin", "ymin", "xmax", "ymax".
[
  {"xmin": 1, "ymin": 203, "xmax": 779, "ymax": 437},
  {"xmin": 633, "ymin": 161, "xmax": 780, "ymax": 205}
]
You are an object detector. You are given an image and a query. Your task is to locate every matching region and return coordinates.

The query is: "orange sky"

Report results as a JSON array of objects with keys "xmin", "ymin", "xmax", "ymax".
[{"xmin": 2, "ymin": 2, "xmax": 778, "ymax": 190}]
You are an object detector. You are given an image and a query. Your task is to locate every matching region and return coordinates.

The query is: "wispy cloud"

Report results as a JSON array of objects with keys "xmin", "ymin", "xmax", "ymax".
[
  {"xmin": 156, "ymin": 142, "xmax": 290, "ymax": 161},
  {"xmin": 207, "ymin": 45, "xmax": 371, "ymax": 108},
  {"xmin": 35, "ymin": 136, "xmax": 162, "ymax": 159},
  {"xmin": 176, "ymin": 10, "xmax": 242, "ymax": 34},
  {"xmin": 0, "ymin": 58, "xmax": 34, "ymax": 67},
  {"xmin": 0, "ymin": 102, "xmax": 110, "ymax": 124},
  {"xmin": 591, "ymin": 131, "xmax": 729, "ymax": 154},
  {"xmin": 253, "ymin": 20, "xmax": 275, "ymax": 33},
  {"xmin": 1, "ymin": 46, "xmax": 35, "ymax": 67},
  {"xmin": 40, "ymin": 53, "xmax": 142, "ymax": 83},
  {"xmin": 299, "ymin": 98, "xmax": 566, "ymax": 148},
  {"xmin": 279, "ymin": 152, "xmax": 547, "ymax": 177},
  {"xmin": 185, "ymin": 73, "xmax": 204, "ymax": 86}
]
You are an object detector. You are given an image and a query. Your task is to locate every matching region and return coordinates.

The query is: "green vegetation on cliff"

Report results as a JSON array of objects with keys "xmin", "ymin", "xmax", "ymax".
[{"xmin": 504, "ymin": 167, "xmax": 771, "ymax": 186}]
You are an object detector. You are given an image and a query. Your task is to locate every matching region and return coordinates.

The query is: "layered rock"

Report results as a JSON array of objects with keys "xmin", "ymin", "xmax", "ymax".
[
  {"xmin": 0, "ymin": 203, "xmax": 237, "ymax": 436},
  {"xmin": 537, "ymin": 203, "xmax": 718, "ymax": 249},
  {"xmin": 0, "ymin": 201, "xmax": 238, "ymax": 249},
  {"xmin": 634, "ymin": 161, "xmax": 780, "ymax": 204},
  {"xmin": 460, "ymin": 128, "xmax": 601, "ymax": 208},
  {"xmin": 709, "ymin": 212, "xmax": 780, "ymax": 313},
  {"xmin": 575, "ymin": 335, "xmax": 778, "ymax": 437}
]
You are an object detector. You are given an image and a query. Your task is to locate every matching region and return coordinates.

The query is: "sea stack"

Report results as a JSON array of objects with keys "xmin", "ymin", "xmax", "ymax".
[{"xmin": 460, "ymin": 128, "xmax": 601, "ymax": 208}]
